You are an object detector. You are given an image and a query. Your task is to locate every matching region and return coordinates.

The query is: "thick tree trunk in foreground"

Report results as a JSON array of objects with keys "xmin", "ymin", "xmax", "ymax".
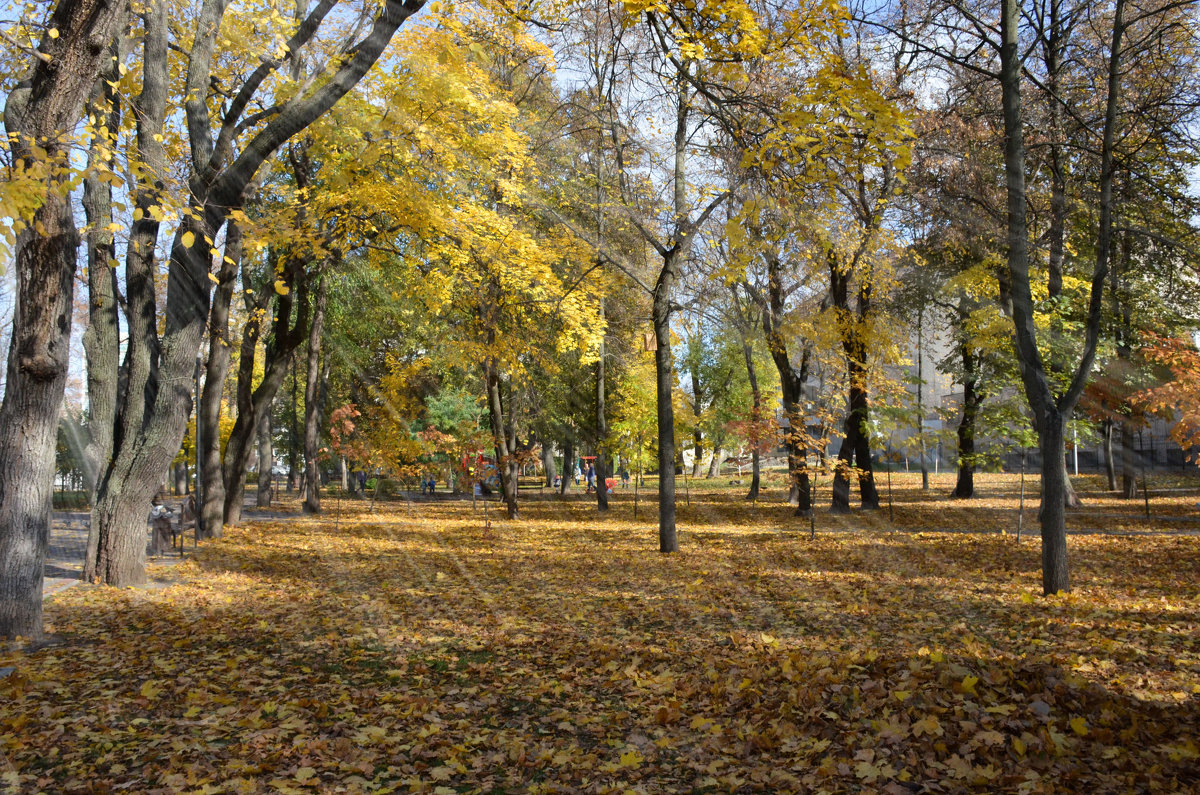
[
  {"xmin": 0, "ymin": 0, "xmax": 126, "ymax": 633},
  {"xmin": 303, "ymin": 279, "xmax": 328, "ymax": 514},
  {"xmin": 1038, "ymin": 418, "xmax": 1071, "ymax": 594}
]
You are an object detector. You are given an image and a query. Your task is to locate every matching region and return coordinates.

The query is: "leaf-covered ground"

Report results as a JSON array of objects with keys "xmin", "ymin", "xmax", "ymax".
[{"xmin": 3, "ymin": 475, "xmax": 1200, "ymax": 793}]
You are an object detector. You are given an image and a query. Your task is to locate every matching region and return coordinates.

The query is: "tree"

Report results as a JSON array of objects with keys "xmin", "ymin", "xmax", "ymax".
[
  {"xmin": 86, "ymin": 0, "xmax": 423, "ymax": 585},
  {"xmin": 0, "ymin": 0, "xmax": 126, "ymax": 640}
]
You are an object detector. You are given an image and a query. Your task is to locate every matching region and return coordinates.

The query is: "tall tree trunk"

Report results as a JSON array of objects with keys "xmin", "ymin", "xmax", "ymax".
[
  {"xmin": 653, "ymin": 250, "xmax": 680, "ymax": 552},
  {"xmin": 1102, "ymin": 419, "xmax": 1117, "ymax": 490},
  {"xmin": 256, "ymin": 412, "xmax": 274, "ymax": 508},
  {"xmin": 741, "ymin": 338, "xmax": 762, "ymax": 501},
  {"xmin": 1038, "ymin": 416, "xmax": 1070, "ymax": 593},
  {"xmin": 560, "ymin": 435, "xmax": 574, "ymax": 495},
  {"xmin": 756, "ymin": 257, "xmax": 811, "ymax": 513},
  {"xmin": 1120, "ymin": 419, "xmax": 1139, "ymax": 498},
  {"xmin": 690, "ymin": 357, "xmax": 705, "ymax": 478},
  {"xmin": 953, "ymin": 345, "xmax": 979, "ymax": 499},
  {"xmin": 832, "ymin": 362, "xmax": 881, "ymax": 512},
  {"xmin": 288, "ymin": 353, "xmax": 300, "ymax": 494},
  {"xmin": 484, "ymin": 358, "xmax": 519, "ymax": 519},
  {"xmin": 174, "ymin": 462, "xmax": 188, "ymax": 495},
  {"xmin": 81, "ymin": 41, "xmax": 125, "ymax": 498},
  {"xmin": 85, "ymin": 0, "xmax": 168, "ymax": 588},
  {"xmin": 197, "ymin": 222, "xmax": 243, "ymax": 538},
  {"xmin": 223, "ymin": 262, "xmax": 310, "ymax": 525},
  {"xmin": 542, "ymin": 444, "xmax": 557, "ymax": 487},
  {"xmin": 916, "ymin": 311, "xmax": 929, "ymax": 491},
  {"xmin": 595, "ymin": 301, "xmax": 610, "ymax": 512},
  {"xmin": 303, "ymin": 278, "xmax": 328, "ymax": 514}
]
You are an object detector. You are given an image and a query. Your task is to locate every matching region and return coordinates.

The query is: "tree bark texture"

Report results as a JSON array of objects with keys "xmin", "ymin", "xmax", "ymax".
[
  {"xmin": 653, "ymin": 263, "xmax": 679, "ymax": 552},
  {"xmin": 197, "ymin": 222, "xmax": 243, "ymax": 537},
  {"xmin": 1, "ymin": 0, "xmax": 127, "ymax": 634},
  {"xmin": 953, "ymin": 344, "xmax": 979, "ymax": 499},
  {"xmin": 303, "ymin": 278, "xmax": 328, "ymax": 514},
  {"xmin": 81, "ymin": 40, "xmax": 125, "ymax": 498}
]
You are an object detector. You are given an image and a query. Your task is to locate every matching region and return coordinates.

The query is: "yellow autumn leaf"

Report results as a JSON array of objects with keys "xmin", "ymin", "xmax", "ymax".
[
  {"xmin": 274, "ymin": 279, "xmax": 290, "ymax": 295},
  {"xmin": 182, "ymin": 231, "xmax": 195, "ymax": 248}
]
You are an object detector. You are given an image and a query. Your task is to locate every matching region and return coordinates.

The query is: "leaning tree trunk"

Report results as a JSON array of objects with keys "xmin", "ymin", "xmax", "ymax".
[
  {"xmin": 706, "ymin": 445, "xmax": 725, "ymax": 479},
  {"xmin": 302, "ymin": 278, "xmax": 328, "ymax": 514},
  {"xmin": 224, "ymin": 269, "xmax": 310, "ymax": 525}
]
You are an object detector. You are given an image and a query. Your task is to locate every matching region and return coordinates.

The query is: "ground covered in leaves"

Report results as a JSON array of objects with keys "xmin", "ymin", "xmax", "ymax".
[{"xmin": 4, "ymin": 475, "xmax": 1200, "ymax": 793}]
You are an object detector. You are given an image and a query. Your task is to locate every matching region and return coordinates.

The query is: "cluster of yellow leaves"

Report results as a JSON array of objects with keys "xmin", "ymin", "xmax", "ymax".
[{"xmin": 2, "ymin": 474, "xmax": 1198, "ymax": 792}]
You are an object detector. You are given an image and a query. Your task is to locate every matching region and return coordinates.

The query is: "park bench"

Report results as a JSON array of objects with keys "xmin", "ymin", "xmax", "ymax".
[{"xmin": 148, "ymin": 495, "xmax": 198, "ymax": 557}]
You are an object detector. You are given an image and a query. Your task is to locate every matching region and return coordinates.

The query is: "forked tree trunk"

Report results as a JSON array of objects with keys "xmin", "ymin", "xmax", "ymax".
[
  {"xmin": 224, "ymin": 269, "xmax": 310, "ymax": 524},
  {"xmin": 88, "ymin": 0, "xmax": 421, "ymax": 586}
]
